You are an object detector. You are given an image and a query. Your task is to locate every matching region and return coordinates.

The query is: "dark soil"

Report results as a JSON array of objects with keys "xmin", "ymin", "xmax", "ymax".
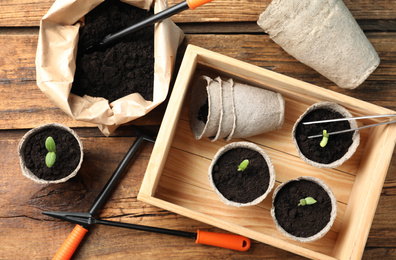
[
  {"xmin": 274, "ymin": 180, "xmax": 332, "ymax": 238},
  {"xmin": 197, "ymin": 99, "xmax": 209, "ymax": 124},
  {"xmin": 295, "ymin": 108, "xmax": 354, "ymax": 164},
  {"xmin": 212, "ymin": 147, "xmax": 270, "ymax": 203},
  {"xmin": 23, "ymin": 127, "xmax": 81, "ymax": 181},
  {"xmin": 71, "ymin": 0, "xmax": 154, "ymax": 103}
]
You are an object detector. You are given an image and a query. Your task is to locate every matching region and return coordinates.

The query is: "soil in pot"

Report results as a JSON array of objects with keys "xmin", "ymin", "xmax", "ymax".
[
  {"xmin": 23, "ymin": 127, "xmax": 81, "ymax": 181},
  {"xmin": 71, "ymin": 0, "xmax": 154, "ymax": 103},
  {"xmin": 197, "ymin": 99, "xmax": 209, "ymax": 124},
  {"xmin": 212, "ymin": 148, "xmax": 270, "ymax": 203},
  {"xmin": 294, "ymin": 108, "xmax": 354, "ymax": 164},
  {"xmin": 273, "ymin": 180, "xmax": 332, "ymax": 238}
]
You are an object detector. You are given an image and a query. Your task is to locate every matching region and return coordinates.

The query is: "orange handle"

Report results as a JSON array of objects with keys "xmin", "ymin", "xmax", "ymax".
[
  {"xmin": 195, "ymin": 230, "xmax": 251, "ymax": 251},
  {"xmin": 186, "ymin": 0, "xmax": 214, "ymax": 10},
  {"xmin": 52, "ymin": 225, "xmax": 88, "ymax": 260}
]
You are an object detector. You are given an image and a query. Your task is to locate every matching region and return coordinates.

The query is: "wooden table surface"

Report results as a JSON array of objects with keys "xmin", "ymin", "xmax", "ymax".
[{"xmin": 1, "ymin": 0, "xmax": 395, "ymax": 259}]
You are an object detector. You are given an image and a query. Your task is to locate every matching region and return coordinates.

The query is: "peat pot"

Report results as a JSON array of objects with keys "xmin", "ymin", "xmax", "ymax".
[
  {"xmin": 189, "ymin": 75, "xmax": 284, "ymax": 142},
  {"xmin": 292, "ymin": 102, "xmax": 360, "ymax": 168},
  {"xmin": 208, "ymin": 141, "xmax": 276, "ymax": 207},
  {"xmin": 18, "ymin": 123, "xmax": 84, "ymax": 184},
  {"xmin": 271, "ymin": 176, "xmax": 337, "ymax": 243}
]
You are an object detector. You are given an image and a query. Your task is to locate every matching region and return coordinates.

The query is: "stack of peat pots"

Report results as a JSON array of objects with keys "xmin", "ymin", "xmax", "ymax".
[{"xmin": 189, "ymin": 75, "xmax": 285, "ymax": 141}]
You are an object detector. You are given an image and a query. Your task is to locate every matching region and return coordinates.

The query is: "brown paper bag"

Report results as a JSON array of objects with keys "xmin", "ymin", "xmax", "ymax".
[{"xmin": 35, "ymin": 0, "xmax": 184, "ymax": 135}]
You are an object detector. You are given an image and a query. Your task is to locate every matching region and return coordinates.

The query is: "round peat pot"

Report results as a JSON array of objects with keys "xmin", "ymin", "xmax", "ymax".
[
  {"xmin": 208, "ymin": 142, "xmax": 276, "ymax": 207},
  {"xmin": 271, "ymin": 176, "xmax": 337, "ymax": 243},
  {"xmin": 189, "ymin": 76, "xmax": 222, "ymax": 140},
  {"xmin": 227, "ymin": 81, "xmax": 285, "ymax": 141},
  {"xmin": 292, "ymin": 102, "xmax": 360, "ymax": 168},
  {"xmin": 189, "ymin": 75, "xmax": 285, "ymax": 142},
  {"xmin": 257, "ymin": 0, "xmax": 380, "ymax": 90},
  {"xmin": 18, "ymin": 123, "xmax": 84, "ymax": 184}
]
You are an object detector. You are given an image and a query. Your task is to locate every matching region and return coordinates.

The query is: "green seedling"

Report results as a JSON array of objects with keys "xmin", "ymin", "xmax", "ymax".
[
  {"xmin": 237, "ymin": 159, "xmax": 249, "ymax": 172},
  {"xmin": 320, "ymin": 130, "xmax": 329, "ymax": 147},
  {"xmin": 45, "ymin": 136, "xmax": 56, "ymax": 168},
  {"xmin": 298, "ymin": 197, "xmax": 317, "ymax": 206}
]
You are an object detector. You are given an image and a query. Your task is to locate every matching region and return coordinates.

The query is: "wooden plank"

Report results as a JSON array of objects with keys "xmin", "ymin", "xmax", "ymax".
[
  {"xmin": 0, "ymin": 134, "xmax": 154, "ymax": 217},
  {"xmin": 138, "ymin": 44, "xmax": 396, "ymax": 259},
  {"xmin": 170, "ymin": 119, "xmax": 357, "ymax": 198},
  {"xmin": 161, "ymin": 147, "xmax": 348, "ymax": 233},
  {"xmin": 334, "ymin": 124, "xmax": 396, "ymax": 259},
  {"xmin": 177, "ymin": 94, "xmax": 370, "ymax": 175},
  {"xmin": 363, "ymin": 150, "xmax": 396, "ymax": 259},
  {"xmin": 1, "ymin": 0, "xmax": 396, "ymax": 27},
  {"xmin": 0, "ymin": 111, "xmax": 395, "ymax": 259},
  {"xmin": 0, "ymin": 33, "xmax": 92, "ymax": 129},
  {"xmin": 0, "ymin": 0, "xmax": 53, "ymax": 27},
  {"xmin": 1, "ymin": 33, "xmax": 395, "ymax": 130},
  {"xmin": 169, "ymin": 0, "xmax": 396, "ymax": 23},
  {"xmin": 0, "ymin": 130, "xmax": 311, "ymax": 259},
  {"xmin": 0, "ymin": 131, "xmax": 394, "ymax": 259},
  {"xmin": 0, "ymin": 35, "xmax": 164, "ymax": 130},
  {"xmin": 366, "ymin": 178, "xmax": 396, "ymax": 247},
  {"xmin": 1, "ymin": 7, "xmax": 396, "ymax": 257},
  {"xmin": 176, "ymin": 33, "xmax": 396, "ymax": 111},
  {"xmin": 1, "ymin": 217, "xmax": 311, "ymax": 259},
  {"xmin": 156, "ymin": 174, "xmax": 338, "ymax": 258},
  {"xmin": 179, "ymin": 20, "xmax": 396, "ymax": 34}
]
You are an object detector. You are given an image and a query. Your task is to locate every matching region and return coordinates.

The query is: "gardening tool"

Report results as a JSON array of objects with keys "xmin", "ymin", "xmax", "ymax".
[
  {"xmin": 85, "ymin": 0, "xmax": 215, "ymax": 52},
  {"xmin": 304, "ymin": 114, "xmax": 396, "ymax": 138},
  {"xmin": 46, "ymin": 127, "xmax": 155, "ymax": 260},
  {"xmin": 44, "ymin": 126, "xmax": 250, "ymax": 260},
  {"xmin": 43, "ymin": 211, "xmax": 251, "ymax": 252}
]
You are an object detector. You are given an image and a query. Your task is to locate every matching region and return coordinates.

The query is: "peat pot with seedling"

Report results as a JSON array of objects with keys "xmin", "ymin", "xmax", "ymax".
[
  {"xmin": 271, "ymin": 176, "xmax": 337, "ymax": 243},
  {"xmin": 208, "ymin": 141, "xmax": 275, "ymax": 207},
  {"xmin": 292, "ymin": 102, "xmax": 360, "ymax": 168},
  {"xmin": 18, "ymin": 123, "xmax": 83, "ymax": 184}
]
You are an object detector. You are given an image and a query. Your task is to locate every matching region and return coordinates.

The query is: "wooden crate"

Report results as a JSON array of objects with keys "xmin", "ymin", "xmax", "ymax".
[{"xmin": 138, "ymin": 45, "xmax": 396, "ymax": 259}]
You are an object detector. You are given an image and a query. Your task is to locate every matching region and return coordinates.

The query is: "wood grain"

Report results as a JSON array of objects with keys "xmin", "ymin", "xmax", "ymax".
[
  {"xmin": 1, "ymin": 0, "xmax": 396, "ymax": 27},
  {"xmin": 1, "ymin": 33, "xmax": 395, "ymax": 130},
  {"xmin": 138, "ymin": 45, "xmax": 396, "ymax": 259},
  {"xmin": 1, "ymin": 0, "xmax": 395, "ymax": 259},
  {"xmin": 0, "ymin": 131, "xmax": 306, "ymax": 259}
]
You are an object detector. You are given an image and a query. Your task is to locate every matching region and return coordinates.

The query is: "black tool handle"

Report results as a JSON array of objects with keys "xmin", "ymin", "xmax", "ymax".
[
  {"xmin": 95, "ymin": 218, "xmax": 197, "ymax": 239},
  {"xmin": 87, "ymin": 1, "xmax": 189, "ymax": 52},
  {"xmin": 88, "ymin": 132, "xmax": 154, "ymax": 215}
]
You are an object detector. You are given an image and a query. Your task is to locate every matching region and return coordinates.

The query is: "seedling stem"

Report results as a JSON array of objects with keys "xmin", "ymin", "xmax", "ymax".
[
  {"xmin": 298, "ymin": 197, "xmax": 317, "ymax": 206},
  {"xmin": 320, "ymin": 130, "xmax": 329, "ymax": 147}
]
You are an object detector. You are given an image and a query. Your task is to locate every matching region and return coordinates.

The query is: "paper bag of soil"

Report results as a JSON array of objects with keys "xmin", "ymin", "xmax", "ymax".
[
  {"xmin": 257, "ymin": 0, "xmax": 380, "ymax": 89},
  {"xmin": 35, "ymin": 0, "xmax": 184, "ymax": 135}
]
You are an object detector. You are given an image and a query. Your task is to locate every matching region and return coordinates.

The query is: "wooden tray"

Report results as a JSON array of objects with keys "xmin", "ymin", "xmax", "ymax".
[{"xmin": 138, "ymin": 45, "xmax": 396, "ymax": 259}]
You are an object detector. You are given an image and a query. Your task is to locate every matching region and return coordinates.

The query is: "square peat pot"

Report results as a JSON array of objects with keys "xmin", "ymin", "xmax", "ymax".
[{"xmin": 138, "ymin": 45, "xmax": 396, "ymax": 259}]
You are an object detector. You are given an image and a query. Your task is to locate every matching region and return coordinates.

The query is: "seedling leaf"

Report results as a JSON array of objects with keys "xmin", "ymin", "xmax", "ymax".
[
  {"xmin": 46, "ymin": 152, "xmax": 56, "ymax": 168},
  {"xmin": 45, "ymin": 136, "xmax": 56, "ymax": 152},
  {"xmin": 298, "ymin": 197, "xmax": 317, "ymax": 206},
  {"xmin": 45, "ymin": 136, "xmax": 56, "ymax": 168},
  {"xmin": 238, "ymin": 159, "xmax": 249, "ymax": 172}
]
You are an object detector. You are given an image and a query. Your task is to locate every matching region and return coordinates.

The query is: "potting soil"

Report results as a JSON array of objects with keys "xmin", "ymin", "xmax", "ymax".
[
  {"xmin": 295, "ymin": 108, "xmax": 354, "ymax": 164},
  {"xmin": 273, "ymin": 180, "xmax": 332, "ymax": 238},
  {"xmin": 212, "ymin": 148, "xmax": 270, "ymax": 203},
  {"xmin": 197, "ymin": 99, "xmax": 209, "ymax": 124},
  {"xmin": 23, "ymin": 127, "xmax": 81, "ymax": 181},
  {"xmin": 72, "ymin": 0, "xmax": 154, "ymax": 103}
]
